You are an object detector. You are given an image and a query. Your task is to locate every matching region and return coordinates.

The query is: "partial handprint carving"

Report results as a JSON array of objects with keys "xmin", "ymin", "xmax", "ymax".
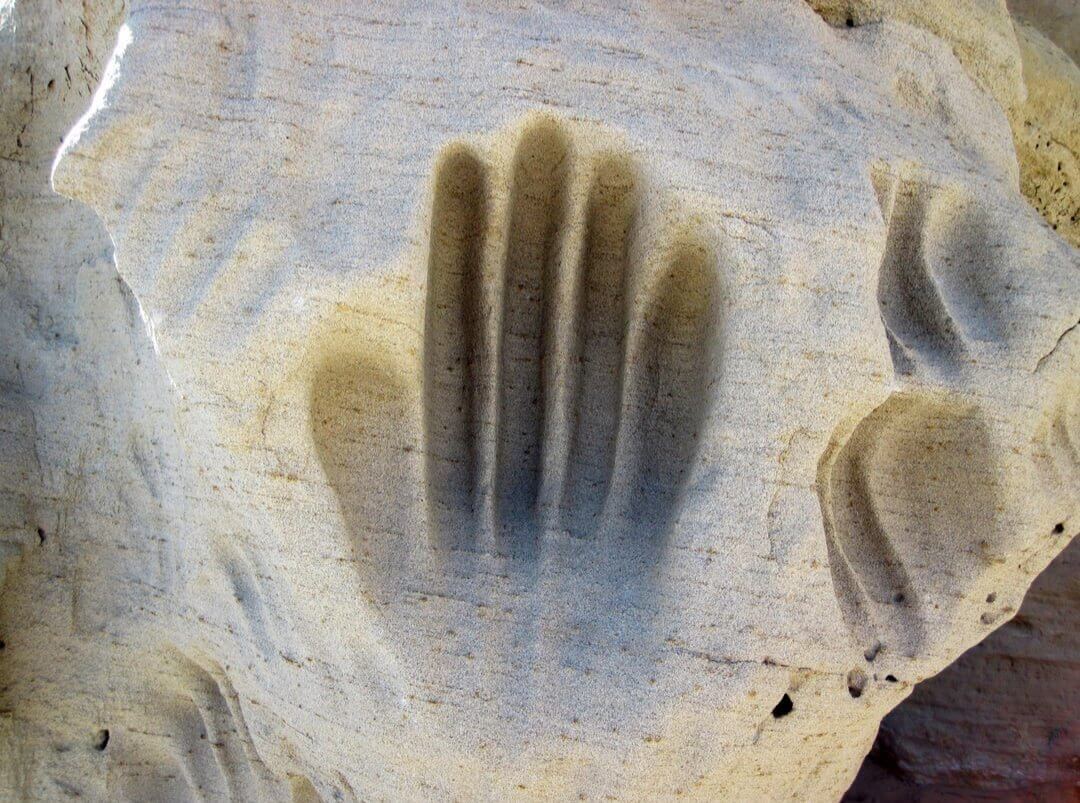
[
  {"xmin": 818, "ymin": 392, "xmax": 1000, "ymax": 660},
  {"xmin": 872, "ymin": 169, "xmax": 1015, "ymax": 378},
  {"xmin": 818, "ymin": 168, "xmax": 1067, "ymax": 667}
]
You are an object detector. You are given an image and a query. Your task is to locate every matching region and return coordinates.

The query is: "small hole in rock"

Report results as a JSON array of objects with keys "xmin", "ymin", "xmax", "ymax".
[
  {"xmin": 1052, "ymin": 522, "xmax": 1064, "ymax": 534},
  {"xmin": 847, "ymin": 668, "xmax": 867, "ymax": 698},
  {"xmin": 892, "ymin": 592, "xmax": 905, "ymax": 604},
  {"xmin": 93, "ymin": 729, "xmax": 109, "ymax": 751},
  {"xmin": 863, "ymin": 641, "xmax": 881, "ymax": 662},
  {"xmin": 0, "ymin": 640, "xmax": 6, "ymax": 650},
  {"xmin": 771, "ymin": 693, "xmax": 793, "ymax": 718},
  {"xmin": 885, "ymin": 674, "xmax": 897, "ymax": 683},
  {"xmin": 36, "ymin": 527, "xmax": 45, "ymax": 544},
  {"xmin": 986, "ymin": 592, "xmax": 996, "ymax": 603},
  {"xmin": 845, "ymin": 17, "xmax": 854, "ymax": 27}
]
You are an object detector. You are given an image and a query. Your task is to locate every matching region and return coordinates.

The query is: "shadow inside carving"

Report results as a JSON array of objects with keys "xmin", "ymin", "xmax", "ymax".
[
  {"xmin": 873, "ymin": 174, "xmax": 966, "ymax": 375},
  {"xmin": 311, "ymin": 348, "xmax": 417, "ymax": 582},
  {"xmin": 873, "ymin": 169, "xmax": 1014, "ymax": 376},
  {"xmin": 423, "ymin": 147, "xmax": 488, "ymax": 551},
  {"xmin": 819, "ymin": 393, "xmax": 1000, "ymax": 659},
  {"xmin": 421, "ymin": 119, "xmax": 718, "ymax": 564},
  {"xmin": 559, "ymin": 155, "xmax": 638, "ymax": 539},
  {"xmin": 623, "ymin": 233, "xmax": 719, "ymax": 544},
  {"xmin": 493, "ymin": 120, "xmax": 571, "ymax": 560}
]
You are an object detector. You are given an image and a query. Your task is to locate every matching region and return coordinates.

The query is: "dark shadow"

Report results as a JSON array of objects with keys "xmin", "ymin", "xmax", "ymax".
[
  {"xmin": 819, "ymin": 393, "xmax": 1000, "ymax": 659},
  {"xmin": 874, "ymin": 175, "xmax": 967, "ymax": 375},
  {"xmin": 624, "ymin": 232, "xmax": 720, "ymax": 554},
  {"xmin": 423, "ymin": 146, "xmax": 488, "ymax": 552},
  {"xmin": 310, "ymin": 348, "xmax": 419, "ymax": 598},
  {"xmin": 560, "ymin": 155, "xmax": 638, "ymax": 538},
  {"xmin": 494, "ymin": 119, "xmax": 570, "ymax": 563}
]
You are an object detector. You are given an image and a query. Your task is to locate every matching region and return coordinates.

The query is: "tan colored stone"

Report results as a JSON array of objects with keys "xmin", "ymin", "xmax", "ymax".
[
  {"xmin": 1010, "ymin": 18, "xmax": 1080, "ymax": 247},
  {"xmin": 1007, "ymin": 0, "xmax": 1080, "ymax": 64},
  {"xmin": 0, "ymin": 1, "xmax": 1076, "ymax": 800},
  {"xmin": 806, "ymin": 0, "xmax": 1026, "ymax": 113}
]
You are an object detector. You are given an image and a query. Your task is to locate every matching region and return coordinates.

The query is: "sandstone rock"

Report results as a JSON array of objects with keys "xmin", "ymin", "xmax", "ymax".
[
  {"xmin": 806, "ymin": 0, "xmax": 1026, "ymax": 114},
  {"xmin": 1, "ymin": 1, "xmax": 1077, "ymax": 800},
  {"xmin": 808, "ymin": 0, "xmax": 1080, "ymax": 248},
  {"xmin": 845, "ymin": 537, "xmax": 1080, "ymax": 800},
  {"xmin": 1010, "ymin": 18, "xmax": 1080, "ymax": 247}
]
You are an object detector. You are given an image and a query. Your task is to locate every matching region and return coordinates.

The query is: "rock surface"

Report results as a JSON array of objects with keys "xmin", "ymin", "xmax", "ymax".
[
  {"xmin": 845, "ymin": 537, "xmax": 1079, "ymax": 801},
  {"xmin": 0, "ymin": 1, "xmax": 1077, "ymax": 800},
  {"xmin": 1010, "ymin": 18, "xmax": 1080, "ymax": 247},
  {"xmin": 1008, "ymin": 0, "xmax": 1080, "ymax": 64},
  {"xmin": 807, "ymin": 0, "xmax": 1027, "ymax": 115}
]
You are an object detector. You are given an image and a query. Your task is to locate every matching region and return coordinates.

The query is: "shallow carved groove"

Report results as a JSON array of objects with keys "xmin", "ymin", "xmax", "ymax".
[
  {"xmin": 560, "ymin": 156, "xmax": 638, "ymax": 537},
  {"xmin": 109, "ymin": 653, "xmax": 293, "ymax": 802},
  {"xmin": 874, "ymin": 175, "xmax": 966, "ymax": 374},
  {"xmin": 312, "ymin": 348, "xmax": 415, "ymax": 570},
  {"xmin": 624, "ymin": 235, "xmax": 718, "ymax": 538},
  {"xmin": 494, "ymin": 122, "xmax": 570, "ymax": 556},
  {"xmin": 820, "ymin": 393, "xmax": 1000, "ymax": 658},
  {"xmin": 423, "ymin": 147, "xmax": 487, "ymax": 545}
]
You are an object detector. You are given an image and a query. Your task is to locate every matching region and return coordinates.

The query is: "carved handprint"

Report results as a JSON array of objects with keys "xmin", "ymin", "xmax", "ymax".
[
  {"xmin": 424, "ymin": 118, "xmax": 717, "ymax": 565},
  {"xmin": 314, "ymin": 116, "xmax": 720, "ymax": 726}
]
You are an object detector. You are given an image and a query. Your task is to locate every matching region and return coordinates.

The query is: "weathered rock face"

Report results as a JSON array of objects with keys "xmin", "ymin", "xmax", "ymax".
[
  {"xmin": 0, "ymin": 1, "xmax": 1077, "ymax": 801},
  {"xmin": 1010, "ymin": 18, "xmax": 1080, "ymax": 247},
  {"xmin": 809, "ymin": 0, "xmax": 1080, "ymax": 248},
  {"xmin": 1008, "ymin": 0, "xmax": 1080, "ymax": 64},
  {"xmin": 846, "ymin": 537, "xmax": 1079, "ymax": 801}
]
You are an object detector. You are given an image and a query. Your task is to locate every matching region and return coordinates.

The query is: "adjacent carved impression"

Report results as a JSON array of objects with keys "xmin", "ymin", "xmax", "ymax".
[
  {"xmin": 108, "ymin": 652, "xmax": 299, "ymax": 802},
  {"xmin": 816, "ymin": 169, "xmax": 1029, "ymax": 660},
  {"xmin": 873, "ymin": 175, "xmax": 967, "ymax": 375},
  {"xmin": 819, "ymin": 393, "xmax": 1002, "ymax": 660},
  {"xmin": 872, "ymin": 169, "xmax": 1013, "ymax": 377}
]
